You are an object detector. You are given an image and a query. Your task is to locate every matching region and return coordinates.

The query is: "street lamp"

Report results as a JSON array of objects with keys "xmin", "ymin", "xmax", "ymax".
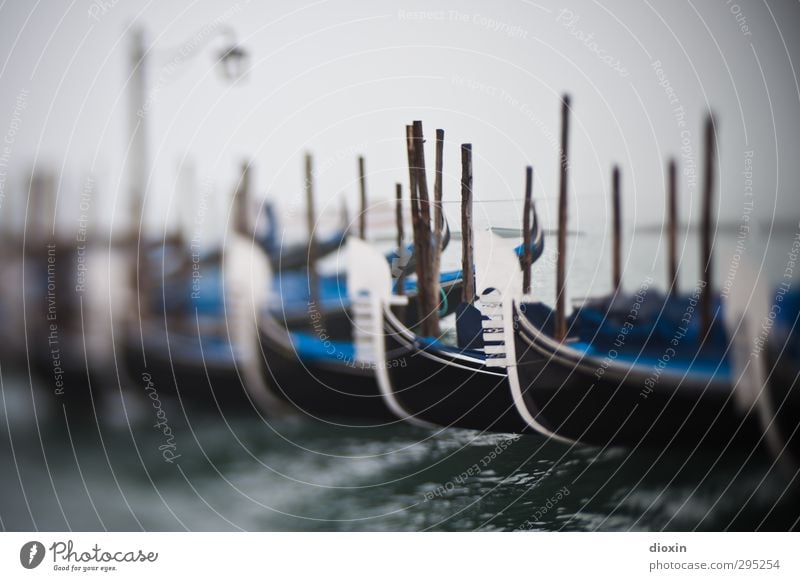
[
  {"xmin": 217, "ymin": 43, "xmax": 249, "ymax": 83},
  {"xmin": 126, "ymin": 25, "xmax": 249, "ymax": 241},
  {"xmin": 125, "ymin": 24, "xmax": 249, "ymax": 298}
]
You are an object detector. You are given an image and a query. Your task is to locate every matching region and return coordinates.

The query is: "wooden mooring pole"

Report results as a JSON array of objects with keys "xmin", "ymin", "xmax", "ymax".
[
  {"xmin": 522, "ymin": 166, "xmax": 534, "ymax": 295},
  {"xmin": 700, "ymin": 114, "xmax": 717, "ymax": 337},
  {"xmin": 667, "ymin": 158, "xmax": 678, "ymax": 296},
  {"xmin": 611, "ymin": 165, "xmax": 622, "ymax": 293},
  {"xmin": 461, "ymin": 144, "xmax": 475, "ymax": 305},
  {"xmin": 411, "ymin": 121, "xmax": 440, "ymax": 337},
  {"xmin": 431, "ymin": 129, "xmax": 445, "ymax": 314},
  {"xmin": 358, "ymin": 155, "xmax": 367, "ymax": 240},
  {"xmin": 395, "ymin": 182, "xmax": 406, "ymax": 297},
  {"xmin": 555, "ymin": 95, "xmax": 571, "ymax": 342},
  {"xmin": 235, "ymin": 160, "xmax": 251, "ymax": 236},
  {"xmin": 305, "ymin": 153, "xmax": 321, "ymax": 325}
]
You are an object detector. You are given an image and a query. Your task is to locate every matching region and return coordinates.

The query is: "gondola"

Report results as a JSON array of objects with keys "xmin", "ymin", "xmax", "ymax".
[
  {"xmin": 504, "ymin": 278, "xmax": 798, "ymax": 455},
  {"xmin": 503, "ymin": 281, "xmax": 764, "ymax": 449},
  {"xmin": 123, "ymin": 241, "xmax": 389, "ymax": 413},
  {"xmin": 255, "ymin": 237, "xmax": 400, "ymax": 422},
  {"xmin": 121, "ymin": 246, "xmax": 249, "ymax": 407},
  {"xmin": 122, "ymin": 229, "xmax": 285, "ymax": 413},
  {"xmin": 347, "ymin": 132, "xmax": 547, "ymax": 434},
  {"xmin": 257, "ymin": 222, "xmax": 542, "ymax": 425},
  {"xmin": 362, "ymin": 218, "xmax": 544, "ymax": 433},
  {"xmin": 254, "ymin": 205, "xmax": 466, "ymax": 421},
  {"xmin": 125, "ymin": 165, "xmax": 456, "ymax": 413},
  {"xmin": 493, "ymin": 106, "xmax": 780, "ymax": 452},
  {"xmin": 256, "ymin": 227, "xmax": 468, "ymax": 422}
]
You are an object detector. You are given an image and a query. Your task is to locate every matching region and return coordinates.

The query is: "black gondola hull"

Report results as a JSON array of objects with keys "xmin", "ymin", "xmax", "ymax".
[
  {"xmin": 512, "ymin": 306, "xmax": 764, "ymax": 450},
  {"xmin": 381, "ymin": 311, "xmax": 529, "ymax": 434},
  {"xmin": 123, "ymin": 330, "xmax": 254, "ymax": 410},
  {"xmin": 766, "ymin": 344, "xmax": 800, "ymax": 459},
  {"xmin": 257, "ymin": 321, "xmax": 394, "ymax": 422}
]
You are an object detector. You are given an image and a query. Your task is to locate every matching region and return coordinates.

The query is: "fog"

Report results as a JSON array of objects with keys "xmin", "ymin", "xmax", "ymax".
[{"xmin": 0, "ymin": 0, "xmax": 798, "ymax": 243}]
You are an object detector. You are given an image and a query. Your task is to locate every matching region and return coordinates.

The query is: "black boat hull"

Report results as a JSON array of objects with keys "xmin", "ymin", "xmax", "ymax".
[
  {"xmin": 257, "ymin": 317, "xmax": 394, "ymax": 422},
  {"xmin": 379, "ymin": 308, "xmax": 529, "ymax": 433},
  {"xmin": 510, "ymin": 304, "xmax": 764, "ymax": 450},
  {"xmin": 123, "ymin": 326, "xmax": 254, "ymax": 410},
  {"xmin": 766, "ymin": 344, "xmax": 800, "ymax": 460}
]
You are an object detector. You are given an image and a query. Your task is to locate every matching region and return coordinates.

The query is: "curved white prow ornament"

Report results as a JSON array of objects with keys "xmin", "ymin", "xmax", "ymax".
[
  {"xmin": 475, "ymin": 229, "xmax": 574, "ymax": 444},
  {"xmin": 725, "ymin": 259, "xmax": 790, "ymax": 465},
  {"xmin": 223, "ymin": 231, "xmax": 291, "ymax": 415},
  {"xmin": 346, "ymin": 237, "xmax": 433, "ymax": 427},
  {"xmin": 474, "ymin": 229, "xmax": 521, "ymax": 369},
  {"xmin": 346, "ymin": 236, "xmax": 399, "ymax": 365},
  {"xmin": 474, "ymin": 228, "xmax": 523, "ymax": 302}
]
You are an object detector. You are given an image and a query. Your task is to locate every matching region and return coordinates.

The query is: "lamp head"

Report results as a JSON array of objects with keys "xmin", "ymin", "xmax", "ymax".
[{"xmin": 218, "ymin": 44, "xmax": 249, "ymax": 82}]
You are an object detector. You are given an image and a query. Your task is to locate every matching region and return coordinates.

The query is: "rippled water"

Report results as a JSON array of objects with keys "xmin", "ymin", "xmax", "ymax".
[
  {"xmin": 1, "ymin": 228, "xmax": 799, "ymax": 531},
  {"xmin": 1, "ymin": 375, "xmax": 797, "ymax": 531}
]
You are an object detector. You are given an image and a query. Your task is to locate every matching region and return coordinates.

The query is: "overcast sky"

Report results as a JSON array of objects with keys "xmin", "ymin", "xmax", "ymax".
[{"xmin": 1, "ymin": 0, "xmax": 798, "ymax": 244}]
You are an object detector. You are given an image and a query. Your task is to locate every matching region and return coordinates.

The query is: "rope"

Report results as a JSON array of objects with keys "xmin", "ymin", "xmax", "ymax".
[{"xmin": 437, "ymin": 286, "xmax": 449, "ymax": 317}]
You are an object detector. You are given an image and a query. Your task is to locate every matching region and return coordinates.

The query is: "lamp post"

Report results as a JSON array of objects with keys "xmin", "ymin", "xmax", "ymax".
[
  {"xmin": 125, "ymin": 25, "xmax": 249, "ymax": 310},
  {"xmin": 127, "ymin": 25, "xmax": 248, "ymax": 240}
]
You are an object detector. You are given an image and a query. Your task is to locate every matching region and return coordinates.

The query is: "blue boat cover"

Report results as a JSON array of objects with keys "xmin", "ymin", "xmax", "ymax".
[{"xmin": 520, "ymin": 290, "xmax": 732, "ymax": 380}]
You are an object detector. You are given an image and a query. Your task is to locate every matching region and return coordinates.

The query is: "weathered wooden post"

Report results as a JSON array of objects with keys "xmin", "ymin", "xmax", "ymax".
[
  {"xmin": 431, "ymin": 129, "xmax": 445, "ymax": 313},
  {"xmin": 234, "ymin": 160, "xmax": 251, "ymax": 236},
  {"xmin": 411, "ymin": 121, "xmax": 440, "ymax": 337},
  {"xmin": 611, "ymin": 165, "xmax": 622, "ymax": 293},
  {"xmin": 522, "ymin": 166, "xmax": 534, "ymax": 295},
  {"xmin": 700, "ymin": 114, "xmax": 717, "ymax": 336},
  {"xmin": 358, "ymin": 155, "xmax": 367, "ymax": 240},
  {"xmin": 395, "ymin": 182, "xmax": 406, "ymax": 297},
  {"xmin": 460, "ymin": 144, "xmax": 475, "ymax": 305},
  {"xmin": 667, "ymin": 158, "xmax": 678, "ymax": 296},
  {"xmin": 555, "ymin": 95, "xmax": 571, "ymax": 342},
  {"xmin": 395, "ymin": 182, "xmax": 408, "ymax": 324},
  {"xmin": 405, "ymin": 124, "xmax": 427, "ymax": 331},
  {"xmin": 305, "ymin": 153, "xmax": 321, "ymax": 326},
  {"xmin": 405, "ymin": 124, "xmax": 420, "ymax": 290}
]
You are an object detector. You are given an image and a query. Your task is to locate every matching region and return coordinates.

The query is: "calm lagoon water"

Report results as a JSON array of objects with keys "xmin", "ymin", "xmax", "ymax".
[{"xmin": 2, "ymin": 385, "xmax": 797, "ymax": 531}]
